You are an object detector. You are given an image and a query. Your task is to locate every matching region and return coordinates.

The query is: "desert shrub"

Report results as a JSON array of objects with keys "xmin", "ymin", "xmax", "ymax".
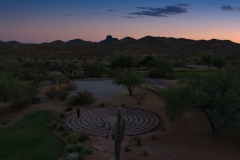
[
  {"xmin": 66, "ymin": 152, "xmax": 79, "ymax": 160},
  {"xmin": 0, "ymin": 116, "xmax": 10, "ymax": 125},
  {"xmin": 47, "ymin": 73, "xmax": 68, "ymax": 84},
  {"xmin": 66, "ymin": 144, "xmax": 76, "ymax": 153},
  {"xmin": 111, "ymin": 55, "xmax": 135, "ymax": 69},
  {"xmin": 65, "ymin": 106, "xmax": 73, "ymax": 112},
  {"xmin": 136, "ymin": 136, "xmax": 142, "ymax": 146},
  {"xmin": 59, "ymin": 112, "xmax": 66, "ymax": 118},
  {"xmin": 53, "ymin": 115, "xmax": 61, "ymax": 122},
  {"xmin": 148, "ymin": 61, "xmax": 175, "ymax": 79},
  {"xmin": 62, "ymin": 130, "xmax": 70, "ymax": 138},
  {"xmin": 83, "ymin": 63, "xmax": 106, "ymax": 78},
  {"xmin": 68, "ymin": 133, "xmax": 79, "ymax": 144},
  {"xmin": 0, "ymin": 73, "xmax": 38, "ymax": 109},
  {"xmin": 78, "ymin": 134, "xmax": 89, "ymax": 142},
  {"xmin": 213, "ymin": 57, "xmax": 226, "ymax": 69},
  {"xmin": 125, "ymin": 147, "xmax": 131, "ymax": 152},
  {"xmin": 45, "ymin": 86, "xmax": 56, "ymax": 99},
  {"xmin": 75, "ymin": 143, "xmax": 84, "ymax": 152},
  {"xmin": 0, "ymin": 105, "xmax": 12, "ymax": 114},
  {"xmin": 99, "ymin": 103, "xmax": 104, "ymax": 107},
  {"xmin": 68, "ymin": 89, "xmax": 95, "ymax": 106},
  {"xmin": 57, "ymin": 124, "xmax": 65, "ymax": 132},
  {"xmin": 50, "ymin": 121, "xmax": 58, "ymax": 130},
  {"xmin": 45, "ymin": 83, "xmax": 76, "ymax": 101},
  {"xmin": 84, "ymin": 148, "xmax": 93, "ymax": 155}
]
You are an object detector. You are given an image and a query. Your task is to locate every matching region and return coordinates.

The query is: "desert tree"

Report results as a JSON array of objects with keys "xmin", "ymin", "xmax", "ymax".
[
  {"xmin": 113, "ymin": 70, "xmax": 145, "ymax": 96},
  {"xmin": 201, "ymin": 53, "xmax": 213, "ymax": 71},
  {"xmin": 161, "ymin": 67, "xmax": 240, "ymax": 135}
]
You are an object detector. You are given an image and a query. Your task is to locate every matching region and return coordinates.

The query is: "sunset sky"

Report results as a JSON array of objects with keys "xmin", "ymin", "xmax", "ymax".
[{"xmin": 1, "ymin": 0, "xmax": 240, "ymax": 43}]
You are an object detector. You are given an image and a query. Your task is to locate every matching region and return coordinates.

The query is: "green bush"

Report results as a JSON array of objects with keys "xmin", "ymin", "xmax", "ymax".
[
  {"xmin": 50, "ymin": 121, "xmax": 58, "ymax": 130},
  {"xmin": 69, "ymin": 89, "xmax": 95, "ymax": 106},
  {"xmin": 78, "ymin": 134, "xmax": 89, "ymax": 142},
  {"xmin": 66, "ymin": 144, "xmax": 76, "ymax": 153},
  {"xmin": 125, "ymin": 147, "xmax": 131, "ymax": 152},
  {"xmin": 65, "ymin": 106, "xmax": 73, "ymax": 112},
  {"xmin": 75, "ymin": 143, "xmax": 84, "ymax": 152},
  {"xmin": 0, "ymin": 117, "xmax": 10, "ymax": 125},
  {"xmin": 45, "ymin": 83, "xmax": 76, "ymax": 101},
  {"xmin": 84, "ymin": 148, "xmax": 93, "ymax": 155},
  {"xmin": 136, "ymin": 136, "xmax": 142, "ymax": 146},
  {"xmin": 61, "ymin": 131, "xmax": 70, "ymax": 138},
  {"xmin": 68, "ymin": 133, "xmax": 79, "ymax": 144},
  {"xmin": 66, "ymin": 152, "xmax": 79, "ymax": 160},
  {"xmin": 0, "ymin": 73, "xmax": 38, "ymax": 109},
  {"xmin": 59, "ymin": 112, "xmax": 66, "ymax": 118},
  {"xmin": 57, "ymin": 124, "xmax": 65, "ymax": 132},
  {"xmin": 83, "ymin": 63, "xmax": 106, "ymax": 78},
  {"xmin": 148, "ymin": 61, "xmax": 175, "ymax": 79}
]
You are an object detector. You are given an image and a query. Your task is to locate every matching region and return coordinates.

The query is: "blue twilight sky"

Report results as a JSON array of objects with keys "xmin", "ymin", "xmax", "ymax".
[{"xmin": 0, "ymin": 0, "xmax": 240, "ymax": 43}]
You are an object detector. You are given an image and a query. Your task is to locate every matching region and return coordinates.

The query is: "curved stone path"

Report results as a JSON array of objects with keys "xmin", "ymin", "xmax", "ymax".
[{"xmin": 65, "ymin": 107, "xmax": 162, "ymax": 137}]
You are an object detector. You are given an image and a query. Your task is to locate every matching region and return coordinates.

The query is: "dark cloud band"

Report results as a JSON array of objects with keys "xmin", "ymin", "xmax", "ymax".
[
  {"xmin": 220, "ymin": 5, "xmax": 240, "ymax": 12},
  {"xmin": 129, "ymin": 4, "xmax": 189, "ymax": 17}
]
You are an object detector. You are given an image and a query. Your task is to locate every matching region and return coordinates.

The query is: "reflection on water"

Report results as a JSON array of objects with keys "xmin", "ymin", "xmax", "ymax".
[{"xmin": 73, "ymin": 80, "xmax": 127, "ymax": 102}]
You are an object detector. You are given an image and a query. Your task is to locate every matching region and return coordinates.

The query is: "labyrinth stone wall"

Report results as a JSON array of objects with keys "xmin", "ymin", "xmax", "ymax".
[{"xmin": 65, "ymin": 107, "xmax": 162, "ymax": 137}]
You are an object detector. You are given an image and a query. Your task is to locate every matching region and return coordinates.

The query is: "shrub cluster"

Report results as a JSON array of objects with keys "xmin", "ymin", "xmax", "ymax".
[{"xmin": 68, "ymin": 89, "xmax": 95, "ymax": 106}]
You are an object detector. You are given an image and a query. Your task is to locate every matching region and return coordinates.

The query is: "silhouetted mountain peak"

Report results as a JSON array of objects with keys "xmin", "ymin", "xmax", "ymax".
[{"xmin": 99, "ymin": 35, "xmax": 119, "ymax": 43}]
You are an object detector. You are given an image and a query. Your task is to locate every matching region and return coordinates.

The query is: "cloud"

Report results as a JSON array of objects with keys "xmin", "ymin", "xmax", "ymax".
[
  {"xmin": 129, "ymin": 4, "xmax": 189, "ymax": 17},
  {"xmin": 65, "ymin": 14, "xmax": 72, "ymax": 16},
  {"xmin": 177, "ymin": 3, "xmax": 190, "ymax": 7},
  {"xmin": 125, "ymin": 16, "xmax": 136, "ymax": 19},
  {"xmin": 106, "ymin": 9, "xmax": 118, "ymax": 12},
  {"xmin": 220, "ymin": 5, "xmax": 240, "ymax": 12}
]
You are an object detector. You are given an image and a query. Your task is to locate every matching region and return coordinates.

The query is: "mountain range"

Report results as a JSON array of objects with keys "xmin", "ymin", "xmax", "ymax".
[{"xmin": 1, "ymin": 35, "xmax": 240, "ymax": 62}]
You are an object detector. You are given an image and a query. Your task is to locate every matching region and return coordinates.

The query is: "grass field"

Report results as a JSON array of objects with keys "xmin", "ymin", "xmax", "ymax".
[{"xmin": 0, "ymin": 111, "xmax": 64, "ymax": 160}]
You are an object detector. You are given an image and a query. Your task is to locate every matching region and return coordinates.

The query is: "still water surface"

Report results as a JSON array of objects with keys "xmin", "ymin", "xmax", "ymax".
[{"xmin": 73, "ymin": 80, "xmax": 127, "ymax": 102}]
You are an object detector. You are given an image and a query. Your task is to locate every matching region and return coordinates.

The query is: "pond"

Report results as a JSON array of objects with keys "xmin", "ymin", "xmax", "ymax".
[{"xmin": 73, "ymin": 80, "xmax": 127, "ymax": 102}]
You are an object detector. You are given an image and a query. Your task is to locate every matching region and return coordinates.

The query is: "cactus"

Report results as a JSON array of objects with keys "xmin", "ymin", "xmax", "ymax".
[{"xmin": 111, "ymin": 108, "xmax": 126, "ymax": 160}]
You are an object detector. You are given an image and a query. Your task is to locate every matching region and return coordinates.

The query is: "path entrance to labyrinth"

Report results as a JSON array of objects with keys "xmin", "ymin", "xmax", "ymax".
[{"xmin": 65, "ymin": 107, "xmax": 162, "ymax": 136}]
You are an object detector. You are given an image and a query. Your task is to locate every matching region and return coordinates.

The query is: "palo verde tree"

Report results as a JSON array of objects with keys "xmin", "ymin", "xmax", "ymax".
[
  {"xmin": 113, "ymin": 70, "xmax": 145, "ymax": 96},
  {"xmin": 201, "ymin": 53, "xmax": 213, "ymax": 71},
  {"xmin": 161, "ymin": 67, "xmax": 240, "ymax": 136}
]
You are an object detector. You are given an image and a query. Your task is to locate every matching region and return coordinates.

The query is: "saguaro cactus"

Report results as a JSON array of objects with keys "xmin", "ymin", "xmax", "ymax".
[{"xmin": 111, "ymin": 108, "xmax": 126, "ymax": 160}]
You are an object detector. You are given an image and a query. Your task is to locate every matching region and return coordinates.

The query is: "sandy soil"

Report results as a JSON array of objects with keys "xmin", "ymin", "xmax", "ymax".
[{"xmin": 1, "ymin": 86, "xmax": 240, "ymax": 160}]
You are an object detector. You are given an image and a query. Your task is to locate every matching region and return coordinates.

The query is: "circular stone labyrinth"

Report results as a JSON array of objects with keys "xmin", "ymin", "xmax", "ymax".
[{"xmin": 65, "ymin": 107, "xmax": 162, "ymax": 137}]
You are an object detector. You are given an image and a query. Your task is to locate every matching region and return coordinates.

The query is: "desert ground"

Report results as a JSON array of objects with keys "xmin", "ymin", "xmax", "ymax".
[{"xmin": 1, "ymin": 86, "xmax": 240, "ymax": 160}]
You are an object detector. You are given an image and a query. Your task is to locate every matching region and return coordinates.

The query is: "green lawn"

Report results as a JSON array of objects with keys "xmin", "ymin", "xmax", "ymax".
[{"xmin": 0, "ymin": 111, "xmax": 64, "ymax": 160}]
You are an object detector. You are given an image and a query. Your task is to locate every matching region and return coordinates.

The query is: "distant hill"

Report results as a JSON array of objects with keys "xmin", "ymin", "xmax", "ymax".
[
  {"xmin": 6, "ymin": 40, "xmax": 22, "ymax": 45},
  {"xmin": 50, "ymin": 40, "xmax": 65, "ymax": 44},
  {"xmin": 67, "ymin": 39, "xmax": 92, "ymax": 44},
  {"xmin": 120, "ymin": 37, "xmax": 136, "ymax": 43}
]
